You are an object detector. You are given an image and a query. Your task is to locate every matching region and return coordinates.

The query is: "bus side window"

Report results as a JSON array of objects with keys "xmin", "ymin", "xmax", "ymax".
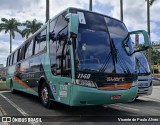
[
  {"xmin": 24, "ymin": 40, "xmax": 33, "ymax": 59},
  {"xmin": 50, "ymin": 18, "xmax": 57, "ymax": 33},
  {"xmin": 54, "ymin": 13, "xmax": 68, "ymax": 75},
  {"xmin": 49, "ymin": 18, "xmax": 57, "ymax": 75},
  {"xmin": 13, "ymin": 50, "xmax": 18, "ymax": 64},
  {"xmin": 54, "ymin": 14, "xmax": 67, "ymax": 37},
  {"xmin": 10, "ymin": 54, "xmax": 13, "ymax": 65},
  {"xmin": 20, "ymin": 46, "xmax": 25, "ymax": 60},
  {"xmin": 17, "ymin": 48, "xmax": 21, "ymax": 62},
  {"xmin": 12, "ymin": 54, "xmax": 14, "ymax": 65},
  {"xmin": 58, "ymin": 27, "xmax": 70, "ymax": 76},
  {"xmin": 32, "ymin": 38, "xmax": 35, "ymax": 55},
  {"xmin": 62, "ymin": 40, "xmax": 71, "ymax": 76},
  {"xmin": 39, "ymin": 28, "xmax": 47, "ymax": 52},
  {"xmin": 6, "ymin": 57, "xmax": 9, "ymax": 66},
  {"xmin": 27, "ymin": 40, "xmax": 34, "ymax": 57},
  {"xmin": 24, "ymin": 42, "xmax": 29, "ymax": 59},
  {"xmin": 6, "ymin": 57, "xmax": 8, "ymax": 66},
  {"xmin": 34, "ymin": 36, "xmax": 40, "ymax": 54},
  {"xmin": 8, "ymin": 56, "xmax": 10, "ymax": 66}
]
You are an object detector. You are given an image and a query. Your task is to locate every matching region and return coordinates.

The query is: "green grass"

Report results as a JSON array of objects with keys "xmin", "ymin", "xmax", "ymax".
[{"xmin": 0, "ymin": 81, "xmax": 9, "ymax": 91}]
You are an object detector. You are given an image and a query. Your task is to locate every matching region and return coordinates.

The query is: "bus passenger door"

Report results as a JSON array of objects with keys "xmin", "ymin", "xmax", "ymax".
[
  {"xmin": 55, "ymin": 37, "xmax": 72, "ymax": 105},
  {"xmin": 49, "ymin": 13, "xmax": 72, "ymax": 104}
]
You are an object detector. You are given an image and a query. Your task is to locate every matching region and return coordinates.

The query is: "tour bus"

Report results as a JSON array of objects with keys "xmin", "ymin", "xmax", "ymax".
[
  {"xmin": 6, "ymin": 8, "xmax": 151, "ymax": 108},
  {"xmin": 135, "ymin": 52, "xmax": 152, "ymax": 97}
]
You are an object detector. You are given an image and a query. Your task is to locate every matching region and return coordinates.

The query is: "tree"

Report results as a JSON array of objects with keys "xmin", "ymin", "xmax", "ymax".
[
  {"xmin": 145, "ymin": 0, "xmax": 156, "ymax": 67},
  {"xmin": 145, "ymin": 0, "xmax": 156, "ymax": 36},
  {"xmin": 89, "ymin": 0, "xmax": 92, "ymax": 11},
  {"xmin": 148, "ymin": 0, "xmax": 156, "ymax": 5},
  {"xmin": 22, "ymin": 19, "xmax": 43, "ymax": 38},
  {"xmin": 46, "ymin": 0, "xmax": 49, "ymax": 22},
  {"xmin": 0, "ymin": 18, "xmax": 21, "ymax": 53},
  {"xmin": 120, "ymin": 0, "xmax": 123, "ymax": 21},
  {"xmin": 152, "ymin": 48, "xmax": 160, "ymax": 65}
]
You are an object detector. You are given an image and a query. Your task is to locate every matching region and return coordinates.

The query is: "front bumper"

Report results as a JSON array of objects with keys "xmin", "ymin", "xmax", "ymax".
[
  {"xmin": 137, "ymin": 85, "xmax": 152, "ymax": 96},
  {"xmin": 70, "ymin": 85, "xmax": 138, "ymax": 106}
]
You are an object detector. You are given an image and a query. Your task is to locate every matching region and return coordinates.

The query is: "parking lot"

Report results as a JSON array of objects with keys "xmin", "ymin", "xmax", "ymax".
[{"xmin": 0, "ymin": 82, "xmax": 160, "ymax": 125}]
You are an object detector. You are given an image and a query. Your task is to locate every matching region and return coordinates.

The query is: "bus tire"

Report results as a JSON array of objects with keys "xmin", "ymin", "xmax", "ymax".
[
  {"xmin": 10, "ymin": 80, "xmax": 16, "ymax": 94},
  {"xmin": 40, "ymin": 82, "xmax": 52, "ymax": 109}
]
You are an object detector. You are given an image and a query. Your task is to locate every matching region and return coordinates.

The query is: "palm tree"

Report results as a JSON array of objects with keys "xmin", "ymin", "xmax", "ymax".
[
  {"xmin": 0, "ymin": 18, "xmax": 21, "ymax": 53},
  {"xmin": 120, "ymin": 0, "xmax": 123, "ymax": 22},
  {"xmin": 149, "ymin": 0, "xmax": 156, "ymax": 5},
  {"xmin": 22, "ymin": 19, "xmax": 43, "ymax": 38},
  {"xmin": 146, "ymin": 0, "xmax": 156, "ymax": 36},
  {"xmin": 145, "ymin": 0, "xmax": 156, "ymax": 67},
  {"xmin": 89, "ymin": 0, "xmax": 92, "ymax": 11},
  {"xmin": 46, "ymin": 0, "xmax": 49, "ymax": 22}
]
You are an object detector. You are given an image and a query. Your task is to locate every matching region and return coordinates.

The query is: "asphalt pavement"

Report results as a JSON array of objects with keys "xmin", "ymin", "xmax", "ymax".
[{"xmin": 0, "ymin": 83, "xmax": 160, "ymax": 125}]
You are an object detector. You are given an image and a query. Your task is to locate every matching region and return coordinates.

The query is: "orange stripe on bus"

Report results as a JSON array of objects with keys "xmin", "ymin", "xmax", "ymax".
[
  {"xmin": 98, "ymin": 83, "xmax": 132, "ymax": 90},
  {"xmin": 14, "ymin": 76, "xmax": 33, "ymax": 91}
]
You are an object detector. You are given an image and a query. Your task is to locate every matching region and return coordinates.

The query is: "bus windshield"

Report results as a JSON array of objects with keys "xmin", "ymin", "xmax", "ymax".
[
  {"xmin": 135, "ymin": 52, "xmax": 151, "ymax": 74},
  {"xmin": 75, "ymin": 11, "xmax": 135, "ymax": 74}
]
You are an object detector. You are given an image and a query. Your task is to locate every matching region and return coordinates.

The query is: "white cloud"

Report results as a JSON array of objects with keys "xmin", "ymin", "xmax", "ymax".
[
  {"xmin": 49, "ymin": 0, "xmax": 88, "ymax": 20},
  {"xmin": 151, "ymin": 32, "xmax": 160, "ymax": 42},
  {"xmin": 103, "ymin": 0, "xmax": 160, "ymax": 42},
  {"xmin": 0, "ymin": 40, "xmax": 18, "ymax": 65},
  {"xmin": 150, "ymin": 0, "xmax": 160, "ymax": 21}
]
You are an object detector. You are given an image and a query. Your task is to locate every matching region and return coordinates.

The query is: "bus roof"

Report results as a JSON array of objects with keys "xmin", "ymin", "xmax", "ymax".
[
  {"xmin": 8, "ymin": 7, "xmax": 123, "ymax": 57},
  {"xmin": 50, "ymin": 7, "xmax": 122, "ymax": 25}
]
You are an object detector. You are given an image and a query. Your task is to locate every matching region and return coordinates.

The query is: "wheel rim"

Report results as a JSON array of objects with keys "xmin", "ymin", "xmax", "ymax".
[{"xmin": 41, "ymin": 87, "xmax": 49, "ymax": 104}]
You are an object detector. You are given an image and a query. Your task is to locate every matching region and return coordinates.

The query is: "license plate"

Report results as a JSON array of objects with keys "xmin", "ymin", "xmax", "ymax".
[{"xmin": 111, "ymin": 95, "xmax": 121, "ymax": 100}]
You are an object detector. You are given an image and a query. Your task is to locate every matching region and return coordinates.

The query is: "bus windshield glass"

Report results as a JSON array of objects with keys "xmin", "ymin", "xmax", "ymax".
[
  {"xmin": 75, "ymin": 11, "xmax": 135, "ymax": 74},
  {"xmin": 135, "ymin": 52, "xmax": 150, "ymax": 74}
]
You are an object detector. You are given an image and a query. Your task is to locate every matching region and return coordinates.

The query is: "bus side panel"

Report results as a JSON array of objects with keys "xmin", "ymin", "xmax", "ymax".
[
  {"xmin": 13, "ymin": 54, "xmax": 48, "ymax": 96},
  {"xmin": 6, "ymin": 65, "xmax": 27, "ymax": 92},
  {"xmin": 6, "ymin": 66, "xmax": 15, "ymax": 88}
]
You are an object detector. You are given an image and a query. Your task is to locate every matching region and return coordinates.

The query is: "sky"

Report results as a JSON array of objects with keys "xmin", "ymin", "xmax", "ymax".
[{"xmin": 0, "ymin": 0, "xmax": 160, "ymax": 66}]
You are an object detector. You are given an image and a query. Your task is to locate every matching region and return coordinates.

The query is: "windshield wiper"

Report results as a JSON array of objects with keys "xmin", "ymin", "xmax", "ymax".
[
  {"xmin": 99, "ymin": 39, "xmax": 117, "ymax": 73},
  {"xmin": 99, "ymin": 53, "xmax": 112, "ymax": 72},
  {"xmin": 99, "ymin": 39, "xmax": 131, "ymax": 74},
  {"xmin": 122, "ymin": 33, "xmax": 132, "ymax": 55},
  {"xmin": 110, "ymin": 39, "xmax": 118, "ymax": 73},
  {"xmin": 136, "ymin": 57, "xmax": 149, "ymax": 74},
  {"xmin": 117, "ymin": 51, "xmax": 131, "ymax": 74}
]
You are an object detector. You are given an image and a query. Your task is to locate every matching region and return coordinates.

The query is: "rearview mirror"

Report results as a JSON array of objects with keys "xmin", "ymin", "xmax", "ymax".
[
  {"xmin": 129, "ymin": 30, "xmax": 151, "ymax": 53},
  {"xmin": 65, "ymin": 13, "xmax": 79, "ymax": 38}
]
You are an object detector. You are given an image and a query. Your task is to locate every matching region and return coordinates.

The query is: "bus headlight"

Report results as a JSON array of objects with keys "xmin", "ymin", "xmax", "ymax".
[
  {"xmin": 75, "ymin": 79, "xmax": 96, "ymax": 88},
  {"xmin": 132, "ymin": 80, "xmax": 138, "ymax": 86}
]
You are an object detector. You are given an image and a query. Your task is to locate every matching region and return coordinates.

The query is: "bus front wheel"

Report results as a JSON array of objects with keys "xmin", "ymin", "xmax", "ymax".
[{"xmin": 40, "ymin": 83, "xmax": 52, "ymax": 108}]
